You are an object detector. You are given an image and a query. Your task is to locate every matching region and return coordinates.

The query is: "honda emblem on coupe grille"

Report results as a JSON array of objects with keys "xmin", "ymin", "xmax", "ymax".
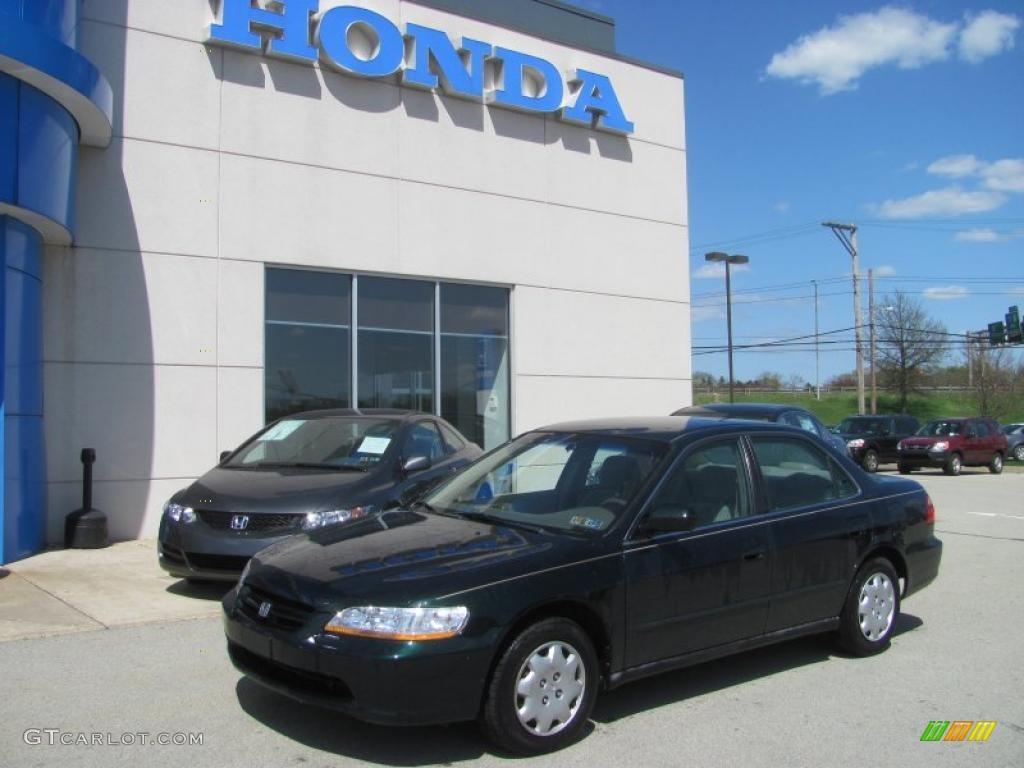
[
  {"xmin": 230, "ymin": 514, "xmax": 249, "ymax": 531},
  {"xmin": 258, "ymin": 601, "xmax": 272, "ymax": 619}
]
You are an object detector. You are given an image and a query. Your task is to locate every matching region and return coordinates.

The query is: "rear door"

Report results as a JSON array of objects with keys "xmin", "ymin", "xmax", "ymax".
[
  {"xmin": 750, "ymin": 434, "xmax": 866, "ymax": 631},
  {"xmin": 623, "ymin": 437, "xmax": 771, "ymax": 668}
]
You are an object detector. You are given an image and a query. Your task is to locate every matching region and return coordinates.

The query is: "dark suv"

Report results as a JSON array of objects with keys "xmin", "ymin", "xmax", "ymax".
[
  {"xmin": 837, "ymin": 414, "xmax": 921, "ymax": 472},
  {"xmin": 897, "ymin": 417, "xmax": 1008, "ymax": 476}
]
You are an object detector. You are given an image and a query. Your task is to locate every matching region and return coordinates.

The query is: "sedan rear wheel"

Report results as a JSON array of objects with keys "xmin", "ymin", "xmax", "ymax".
[
  {"xmin": 838, "ymin": 558, "xmax": 900, "ymax": 656},
  {"xmin": 481, "ymin": 618, "xmax": 597, "ymax": 754},
  {"xmin": 989, "ymin": 453, "xmax": 1003, "ymax": 474},
  {"xmin": 943, "ymin": 453, "xmax": 962, "ymax": 476}
]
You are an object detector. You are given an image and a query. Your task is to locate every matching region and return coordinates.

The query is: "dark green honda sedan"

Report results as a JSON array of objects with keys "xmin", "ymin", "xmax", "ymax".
[{"xmin": 223, "ymin": 416, "xmax": 942, "ymax": 754}]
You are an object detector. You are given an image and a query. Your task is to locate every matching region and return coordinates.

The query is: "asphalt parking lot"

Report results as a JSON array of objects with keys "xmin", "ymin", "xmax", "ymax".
[{"xmin": 1, "ymin": 468, "xmax": 1022, "ymax": 768}]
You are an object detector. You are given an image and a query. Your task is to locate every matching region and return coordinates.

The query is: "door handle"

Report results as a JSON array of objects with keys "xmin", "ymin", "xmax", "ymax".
[{"xmin": 743, "ymin": 550, "xmax": 766, "ymax": 562}]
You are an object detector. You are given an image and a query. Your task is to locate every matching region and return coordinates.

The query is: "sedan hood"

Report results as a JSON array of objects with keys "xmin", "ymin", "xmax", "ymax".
[
  {"xmin": 177, "ymin": 466, "xmax": 377, "ymax": 516},
  {"xmin": 245, "ymin": 509, "xmax": 586, "ymax": 607}
]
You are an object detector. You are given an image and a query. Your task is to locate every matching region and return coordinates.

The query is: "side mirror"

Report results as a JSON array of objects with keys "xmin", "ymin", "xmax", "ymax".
[
  {"xmin": 644, "ymin": 505, "xmax": 697, "ymax": 534},
  {"xmin": 219, "ymin": 450, "xmax": 232, "ymax": 463},
  {"xmin": 402, "ymin": 455, "xmax": 431, "ymax": 474}
]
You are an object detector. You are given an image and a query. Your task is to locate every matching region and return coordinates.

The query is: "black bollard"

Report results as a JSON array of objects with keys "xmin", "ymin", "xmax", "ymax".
[{"xmin": 64, "ymin": 448, "xmax": 109, "ymax": 549}]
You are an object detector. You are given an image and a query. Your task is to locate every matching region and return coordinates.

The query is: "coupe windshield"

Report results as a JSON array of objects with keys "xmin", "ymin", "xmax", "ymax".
[
  {"xmin": 423, "ymin": 432, "xmax": 668, "ymax": 535},
  {"xmin": 1003, "ymin": 425, "xmax": 1023, "ymax": 435},
  {"xmin": 839, "ymin": 417, "xmax": 885, "ymax": 434},
  {"xmin": 227, "ymin": 417, "xmax": 400, "ymax": 469},
  {"xmin": 917, "ymin": 420, "xmax": 963, "ymax": 437}
]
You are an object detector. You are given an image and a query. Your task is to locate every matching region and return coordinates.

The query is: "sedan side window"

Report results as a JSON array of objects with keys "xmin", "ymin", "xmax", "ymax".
[
  {"xmin": 644, "ymin": 439, "xmax": 751, "ymax": 529},
  {"xmin": 751, "ymin": 438, "xmax": 858, "ymax": 512},
  {"xmin": 404, "ymin": 422, "xmax": 446, "ymax": 462}
]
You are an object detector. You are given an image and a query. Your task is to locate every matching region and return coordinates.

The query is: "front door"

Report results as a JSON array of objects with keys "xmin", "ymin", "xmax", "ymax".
[{"xmin": 623, "ymin": 438, "xmax": 771, "ymax": 669}]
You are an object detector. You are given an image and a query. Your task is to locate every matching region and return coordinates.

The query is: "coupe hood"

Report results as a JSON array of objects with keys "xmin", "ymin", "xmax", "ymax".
[
  {"xmin": 177, "ymin": 466, "xmax": 376, "ymax": 516},
  {"xmin": 245, "ymin": 509, "xmax": 578, "ymax": 606}
]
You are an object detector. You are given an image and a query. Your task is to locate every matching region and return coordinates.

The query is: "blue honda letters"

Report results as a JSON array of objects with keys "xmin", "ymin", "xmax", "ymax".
[{"xmin": 207, "ymin": 0, "xmax": 635, "ymax": 135}]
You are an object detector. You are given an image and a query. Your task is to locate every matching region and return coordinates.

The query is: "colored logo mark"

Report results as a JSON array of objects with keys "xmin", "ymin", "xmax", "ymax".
[{"xmin": 920, "ymin": 721, "xmax": 996, "ymax": 742}]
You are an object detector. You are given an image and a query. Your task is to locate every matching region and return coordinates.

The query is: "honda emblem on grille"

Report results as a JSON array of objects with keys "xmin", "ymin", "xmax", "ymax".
[
  {"xmin": 258, "ymin": 601, "xmax": 272, "ymax": 619},
  {"xmin": 230, "ymin": 514, "xmax": 249, "ymax": 531}
]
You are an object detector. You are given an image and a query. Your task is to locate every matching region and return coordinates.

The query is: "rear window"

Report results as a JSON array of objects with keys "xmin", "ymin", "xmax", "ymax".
[{"xmin": 751, "ymin": 437, "xmax": 858, "ymax": 511}]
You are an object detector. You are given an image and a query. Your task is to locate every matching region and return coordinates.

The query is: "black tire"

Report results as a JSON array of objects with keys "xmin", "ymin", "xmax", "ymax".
[
  {"xmin": 481, "ymin": 618, "xmax": 598, "ymax": 755},
  {"xmin": 1014, "ymin": 445, "xmax": 1024, "ymax": 462},
  {"xmin": 861, "ymin": 449, "xmax": 880, "ymax": 473},
  {"xmin": 898, "ymin": 463, "xmax": 912, "ymax": 475},
  {"xmin": 838, "ymin": 558, "xmax": 901, "ymax": 656},
  {"xmin": 989, "ymin": 453, "xmax": 1004, "ymax": 475},
  {"xmin": 942, "ymin": 453, "xmax": 962, "ymax": 476}
]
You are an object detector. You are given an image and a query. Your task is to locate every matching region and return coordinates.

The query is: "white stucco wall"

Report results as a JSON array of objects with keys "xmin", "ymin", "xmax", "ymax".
[{"xmin": 42, "ymin": 0, "xmax": 690, "ymax": 540}]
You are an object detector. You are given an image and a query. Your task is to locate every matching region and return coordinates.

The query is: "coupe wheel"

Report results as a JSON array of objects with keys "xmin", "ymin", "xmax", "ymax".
[
  {"xmin": 481, "ymin": 618, "xmax": 598, "ymax": 754},
  {"xmin": 1015, "ymin": 445, "xmax": 1024, "ymax": 462},
  {"xmin": 943, "ymin": 453, "xmax": 962, "ymax": 476},
  {"xmin": 838, "ymin": 558, "xmax": 900, "ymax": 656},
  {"xmin": 989, "ymin": 453, "xmax": 1003, "ymax": 474},
  {"xmin": 861, "ymin": 449, "xmax": 879, "ymax": 473}
]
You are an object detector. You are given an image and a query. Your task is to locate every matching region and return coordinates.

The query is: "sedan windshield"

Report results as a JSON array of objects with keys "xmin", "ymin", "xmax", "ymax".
[
  {"xmin": 917, "ymin": 421, "xmax": 963, "ymax": 437},
  {"xmin": 838, "ymin": 417, "xmax": 885, "ymax": 434},
  {"xmin": 227, "ymin": 417, "xmax": 400, "ymax": 469},
  {"xmin": 423, "ymin": 432, "xmax": 668, "ymax": 535}
]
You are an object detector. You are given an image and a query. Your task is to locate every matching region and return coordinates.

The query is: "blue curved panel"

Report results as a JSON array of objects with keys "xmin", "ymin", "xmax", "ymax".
[
  {"xmin": 2, "ymin": 215, "xmax": 45, "ymax": 563},
  {"xmin": 17, "ymin": 82, "xmax": 77, "ymax": 235},
  {"xmin": 0, "ymin": 6, "xmax": 112, "ymax": 147}
]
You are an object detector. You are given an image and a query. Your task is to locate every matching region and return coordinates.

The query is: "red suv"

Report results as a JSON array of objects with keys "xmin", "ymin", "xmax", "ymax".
[{"xmin": 897, "ymin": 417, "xmax": 1008, "ymax": 476}]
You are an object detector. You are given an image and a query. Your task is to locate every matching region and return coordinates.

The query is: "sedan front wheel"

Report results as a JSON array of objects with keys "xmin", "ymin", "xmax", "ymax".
[{"xmin": 481, "ymin": 618, "xmax": 598, "ymax": 754}]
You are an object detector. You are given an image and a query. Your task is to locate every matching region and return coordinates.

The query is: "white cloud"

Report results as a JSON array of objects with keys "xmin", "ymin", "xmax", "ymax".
[
  {"xmin": 773, "ymin": 201, "xmax": 791, "ymax": 213},
  {"xmin": 692, "ymin": 263, "xmax": 751, "ymax": 279},
  {"xmin": 981, "ymin": 158, "xmax": 1024, "ymax": 192},
  {"xmin": 877, "ymin": 185, "xmax": 1006, "ymax": 218},
  {"xmin": 959, "ymin": 11, "xmax": 1021, "ymax": 63},
  {"xmin": 955, "ymin": 228, "xmax": 1002, "ymax": 242},
  {"xmin": 766, "ymin": 7, "xmax": 1020, "ymax": 94},
  {"xmin": 923, "ymin": 285, "xmax": 970, "ymax": 300},
  {"xmin": 691, "ymin": 305, "xmax": 725, "ymax": 323},
  {"xmin": 872, "ymin": 265, "xmax": 897, "ymax": 276},
  {"xmin": 765, "ymin": 7, "xmax": 957, "ymax": 94},
  {"xmin": 927, "ymin": 154, "xmax": 985, "ymax": 178}
]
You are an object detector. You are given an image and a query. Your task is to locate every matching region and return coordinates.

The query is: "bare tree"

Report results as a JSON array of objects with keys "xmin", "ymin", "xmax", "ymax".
[
  {"xmin": 974, "ymin": 346, "xmax": 1022, "ymax": 419},
  {"xmin": 875, "ymin": 291, "xmax": 948, "ymax": 411}
]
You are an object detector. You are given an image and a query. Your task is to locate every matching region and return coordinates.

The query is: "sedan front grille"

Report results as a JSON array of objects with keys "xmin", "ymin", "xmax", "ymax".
[
  {"xmin": 238, "ymin": 585, "xmax": 315, "ymax": 631},
  {"xmin": 198, "ymin": 510, "xmax": 304, "ymax": 533}
]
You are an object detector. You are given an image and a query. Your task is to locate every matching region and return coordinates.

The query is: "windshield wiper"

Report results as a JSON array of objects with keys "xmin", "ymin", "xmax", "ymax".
[
  {"xmin": 250, "ymin": 461, "xmax": 366, "ymax": 471},
  {"xmin": 453, "ymin": 509, "xmax": 549, "ymax": 535}
]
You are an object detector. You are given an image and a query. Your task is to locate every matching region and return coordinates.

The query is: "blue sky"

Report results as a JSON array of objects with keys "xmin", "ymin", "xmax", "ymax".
[{"xmin": 583, "ymin": 0, "xmax": 1024, "ymax": 384}]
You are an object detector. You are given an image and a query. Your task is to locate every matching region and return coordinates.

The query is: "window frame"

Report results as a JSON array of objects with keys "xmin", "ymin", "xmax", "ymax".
[{"xmin": 746, "ymin": 432, "xmax": 862, "ymax": 517}]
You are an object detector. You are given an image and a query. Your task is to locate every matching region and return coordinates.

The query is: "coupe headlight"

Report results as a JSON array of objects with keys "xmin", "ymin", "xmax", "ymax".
[
  {"xmin": 302, "ymin": 506, "xmax": 376, "ymax": 530},
  {"xmin": 930, "ymin": 441, "xmax": 949, "ymax": 452},
  {"xmin": 164, "ymin": 502, "xmax": 195, "ymax": 523},
  {"xmin": 846, "ymin": 438, "xmax": 865, "ymax": 449},
  {"xmin": 324, "ymin": 606, "xmax": 469, "ymax": 640}
]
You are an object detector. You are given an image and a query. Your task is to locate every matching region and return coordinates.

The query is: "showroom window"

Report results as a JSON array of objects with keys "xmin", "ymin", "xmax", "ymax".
[
  {"xmin": 265, "ymin": 268, "xmax": 351, "ymax": 422},
  {"xmin": 264, "ymin": 268, "xmax": 510, "ymax": 450}
]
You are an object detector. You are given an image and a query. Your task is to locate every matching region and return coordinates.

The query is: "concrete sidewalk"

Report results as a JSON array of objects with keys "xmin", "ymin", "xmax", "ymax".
[{"xmin": 0, "ymin": 540, "xmax": 230, "ymax": 642}]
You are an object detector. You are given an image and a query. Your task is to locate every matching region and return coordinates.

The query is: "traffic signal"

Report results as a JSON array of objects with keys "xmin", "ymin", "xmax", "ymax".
[
  {"xmin": 988, "ymin": 321, "xmax": 1006, "ymax": 346},
  {"xmin": 1007, "ymin": 305, "xmax": 1022, "ymax": 343}
]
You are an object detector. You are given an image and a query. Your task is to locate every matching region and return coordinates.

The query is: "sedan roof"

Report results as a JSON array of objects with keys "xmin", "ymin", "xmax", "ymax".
[
  {"xmin": 275, "ymin": 408, "xmax": 431, "ymax": 422},
  {"xmin": 672, "ymin": 403, "xmax": 802, "ymax": 420},
  {"xmin": 534, "ymin": 415, "xmax": 796, "ymax": 443}
]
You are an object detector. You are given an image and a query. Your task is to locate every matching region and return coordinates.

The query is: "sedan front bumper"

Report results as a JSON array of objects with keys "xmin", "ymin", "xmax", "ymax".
[{"xmin": 222, "ymin": 586, "xmax": 495, "ymax": 726}]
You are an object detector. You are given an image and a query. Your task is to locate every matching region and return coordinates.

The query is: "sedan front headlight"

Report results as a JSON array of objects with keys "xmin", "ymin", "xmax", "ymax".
[
  {"xmin": 930, "ymin": 441, "xmax": 949, "ymax": 452},
  {"xmin": 324, "ymin": 606, "xmax": 469, "ymax": 640},
  {"xmin": 164, "ymin": 502, "xmax": 195, "ymax": 523},
  {"xmin": 302, "ymin": 506, "xmax": 375, "ymax": 530},
  {"xmin": 846, "ymin": 438, "xmax": 865, "ymax": 448}
]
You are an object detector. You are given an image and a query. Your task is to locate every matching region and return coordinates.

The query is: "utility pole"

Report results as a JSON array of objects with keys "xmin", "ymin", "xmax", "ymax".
[
  {"xmin": 813, "ymin": 280, "xmax": 821, "ymax": 400},
  {"xmin": 823, "ymin": 221, "xmax": 865, "ymax": 415},
  {"xmin": 705, "ymin": 252, "xmax": 750, "ymax": 403},
  {"xmin": 868, "ymin": 268, "xmax": 876, "ymax": 414}
]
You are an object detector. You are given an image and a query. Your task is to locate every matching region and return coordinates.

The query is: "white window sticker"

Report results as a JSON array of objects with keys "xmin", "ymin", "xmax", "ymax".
[
  {"xmin": 358, "ymin": 436, "xmax": 392, "ymax": 455},
  {"xmin": 262, "ymin": 420, "xmax": 304, "ymax": 441}
]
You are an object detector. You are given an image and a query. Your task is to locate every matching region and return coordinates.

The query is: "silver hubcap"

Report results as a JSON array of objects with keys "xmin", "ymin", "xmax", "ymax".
[
  {"xmin": 858, "ymin": 572, "xmax": 895, "ymax": 641},
  {"xmin": 993, "ymin": 456, "xmax": 1002, "ymax": 470},
  {"xmin": 1015, "ymin": 446, "xmax": 1024, "ymax": 461},
  {"xmin": 865, "ymin": 453, "xmax": 877, "ymax": 471},
  {"xmin": 952, "ymin": 457, "xmax": 961, "ymax": 472},
  {"xmin": 514, "ymin": 641, "xmax": 586, "ymax": 737}
]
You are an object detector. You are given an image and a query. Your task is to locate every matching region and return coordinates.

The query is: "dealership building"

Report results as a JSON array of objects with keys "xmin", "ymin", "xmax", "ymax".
[{"xmin": 0, "ymin": 0, "xmax": 690, "ymax": 563}]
